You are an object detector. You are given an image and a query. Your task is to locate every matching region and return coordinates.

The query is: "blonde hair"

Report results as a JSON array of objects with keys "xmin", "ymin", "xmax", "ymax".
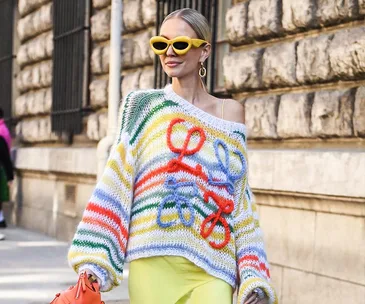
[{"xmin": 162, "ymin": 8, "xmax": 211, "ymax": 42}]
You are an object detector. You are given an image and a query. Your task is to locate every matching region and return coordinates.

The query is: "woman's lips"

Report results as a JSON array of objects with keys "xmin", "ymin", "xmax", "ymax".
[{"xmin": 165, "ymin": 62, "xmax": 182, "ymax": 68}]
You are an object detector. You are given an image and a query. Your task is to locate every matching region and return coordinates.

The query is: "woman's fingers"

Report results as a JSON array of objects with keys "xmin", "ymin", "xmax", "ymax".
[{"xmin": 244, "ymin": 292, "xmax": 259, "ymax": 304}]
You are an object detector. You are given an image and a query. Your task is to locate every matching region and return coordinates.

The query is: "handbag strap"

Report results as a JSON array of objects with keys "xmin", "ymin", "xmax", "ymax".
[{"xmin": 75, "ymin": 274, "xmax": 87, "ymax": 299}]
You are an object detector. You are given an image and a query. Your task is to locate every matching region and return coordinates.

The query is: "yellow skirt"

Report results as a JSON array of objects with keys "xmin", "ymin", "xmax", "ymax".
[{"xmin": 128, "ymin": 256, "xmax": 233, "ymax": 304}]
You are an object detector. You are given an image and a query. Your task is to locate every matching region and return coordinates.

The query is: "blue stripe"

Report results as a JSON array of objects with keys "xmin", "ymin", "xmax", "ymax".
[
  {"xmin": 134, "ymin": 152, "xmax": 175, "ymax": 181},
  {"xmin": 93, "ymin": 188, "xmax": 129, "ymax": 223},
  {"xmin": 239, "ymin": 267, "xmax": 266, "ymax": 280},
  {"xmin": 82, "ymin": 262, "xmax": 110, "ymax": 283},
  {"xmin": 237, "ymin": 246, "xmax": 268, "ymax": 260},
  {"xmin": 91, "ymin": 263, "xmax": 109, "ymax": 278},
  {"xmin": 135, "ymin": 152, "xmax": 221, "ymax": 182},
  {"xmin": 127, "ymin": 244, "xmax": 235, "ymax": 282}
]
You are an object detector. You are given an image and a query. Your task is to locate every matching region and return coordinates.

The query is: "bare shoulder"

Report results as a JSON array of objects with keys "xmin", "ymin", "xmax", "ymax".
[{"xmin": 223, "ymin": 98, "xmax": 245, "ymax": 124}]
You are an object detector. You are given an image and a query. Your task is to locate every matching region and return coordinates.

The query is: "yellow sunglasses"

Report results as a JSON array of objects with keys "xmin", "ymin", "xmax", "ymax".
[{"xmin": 150, "ymin": 36, "xmax": 208, "ymax": 55}]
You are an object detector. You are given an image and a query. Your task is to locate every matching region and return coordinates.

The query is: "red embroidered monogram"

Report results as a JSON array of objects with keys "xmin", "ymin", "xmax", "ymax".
[
  {"xmin": 166, "ymin": 118, "xmax": 206, "ymax": 178},
  {"xmin": 200, "ymin": 190, "xmax": 234, "ymax": 249}
]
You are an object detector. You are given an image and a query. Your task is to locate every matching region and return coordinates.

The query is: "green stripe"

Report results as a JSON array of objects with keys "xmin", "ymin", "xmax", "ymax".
[
  {"xmin": 72, "ymin": 239, "xmax": 123, "ymax": 273},
  {"xmin": 76, "ymin": 229, "xmax": 124, "ymax": 262},
  {"xmin": 120, "ymin": 91, "xmax": 133, "ymax": 135},
  {"xmin": 246, "ymin": 188, "xmax": 251, "ymax": 200},
  {"xmin": 132, "ymin": 201, "xmax": 186, "ymax": 217},
  {"xmin": 130, "ymin": 99, "xmax": 178, "ymax": 144},
  {"xmin": 132, "ymin": 203, "xmax": 157, "ymax": 216},
  {"xmin": 133, "ymin": 191, "xmax": 167, "ymax": 208},
  {"xmin": 126, "ymin": 92, "xmax": 164, "ymax": 134},
  {"xmin": 132, "ymin": 195, "xmax": 208, "ymax": 217},
  {"xmin": 119, "ymin": 91, "xmax": 164, "ymax": 143},
  {"xmin": 233, "ymin": 130, "xmax": 246, "ymax": 142},
  {"xmin": 134, "ymin": 191, "xmax": 216, "ymax": 214},
  {"xmin": 131, "ymin": 198, "xmax": 234, "ymax": 232},
  {"xmin": 194, "ymin": 201, "xmax": 234, "ymax": 233}
]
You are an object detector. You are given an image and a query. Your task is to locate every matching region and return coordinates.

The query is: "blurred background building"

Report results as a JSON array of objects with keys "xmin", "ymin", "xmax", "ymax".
[{"xmin": 0, "ymin": 0, "xmax": 364, "ymax": 303}]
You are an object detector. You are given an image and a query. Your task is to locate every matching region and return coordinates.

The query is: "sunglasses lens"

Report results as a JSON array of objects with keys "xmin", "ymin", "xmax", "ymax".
[
  {"xmin": 173, "ymin": 41, "xmax": 189, "ymax": 50},
  {"xmin": 152, "ymin": 42, "xmax": 168, "ymax": 50}
]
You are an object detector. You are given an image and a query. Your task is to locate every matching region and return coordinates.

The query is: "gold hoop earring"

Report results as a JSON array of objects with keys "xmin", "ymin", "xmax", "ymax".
[{"xmin": 199, "ymin": 62, "xmax": 207, "ymax": 78}]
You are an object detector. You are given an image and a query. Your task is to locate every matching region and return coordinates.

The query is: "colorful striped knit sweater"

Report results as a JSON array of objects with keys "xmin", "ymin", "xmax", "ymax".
[{"xmin": 68, "ymin": 85, "xmax": 277, "ymax": 304}]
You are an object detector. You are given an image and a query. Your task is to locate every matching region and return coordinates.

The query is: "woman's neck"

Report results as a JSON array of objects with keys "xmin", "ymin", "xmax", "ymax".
[{"xmin": 171, "ymin": 75, "xmax": 207, "ymax": 105}]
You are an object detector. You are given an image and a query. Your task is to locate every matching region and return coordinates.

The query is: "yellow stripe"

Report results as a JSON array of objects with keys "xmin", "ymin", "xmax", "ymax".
[
  {"xmin": 102, "ymin": 175, "xmax": 130, "ymax": 204},
  {"xmin": 107, "ymin": 159, "xmax": 132, "ymax": 190},
  {"xmin": 136, "ymin": 128, "xmax": 167, "ymax": 161},
  {"xmin": 132, "ymin": 113, "xmax": 247, "ymax": 159},
  {"xmin": 116, "ymin": 143, "xmax": 134, "ymax": 175},
  {"xmin": 136, "ymin": 122, "xmax": 245, "ymax": 173},
  {"xmin": 130, "ymin": 214, "xmax": 235, "ymax": 255},
  {"xmin": 69, "ymin": 251, "xmax": 108, "ymax": 261},
  {"xmin": 141, "ymin": 138, "xmax": 216, "ymax": 165},
  {"xmin": 236, "ymin": 234, "xmax": 263, "ymax": 245},
  {"xmin": 107, "ymin": 143, "xmax": 134, "ymax": 179},
  {"xmin": 234, "ymin": 215, "xmax": 254, "ymax": 231},
  {"xmin": 235, "ymin": 226, "xmax": 255, "ymax": 240},
  {"xmin": 239, "ymin": 278, "xmax": 278, "ymax": 304},
  {"xmin": 102, "ymin": 143, "xmax": 135, "ymax": 200}
]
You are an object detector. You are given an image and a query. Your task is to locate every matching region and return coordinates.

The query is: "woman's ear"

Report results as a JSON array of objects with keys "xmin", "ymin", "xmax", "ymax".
[{"xmin": 199, "ymin": 43, "xmax": 211, "ymax": 63}]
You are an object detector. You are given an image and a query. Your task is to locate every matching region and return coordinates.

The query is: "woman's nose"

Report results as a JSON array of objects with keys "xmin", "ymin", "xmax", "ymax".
[{"xmin": 166, "ymin": 44, "xmax": 176, "ymax": 56}]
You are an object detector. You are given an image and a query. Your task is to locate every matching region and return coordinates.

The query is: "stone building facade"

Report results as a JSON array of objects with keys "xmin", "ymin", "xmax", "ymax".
[{"xmin": 3, "ymin": 0, "xmax": 365, "ymax": 303}]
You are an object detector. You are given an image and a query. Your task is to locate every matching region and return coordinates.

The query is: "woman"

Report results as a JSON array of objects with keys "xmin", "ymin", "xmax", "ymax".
[
  {"xmin": 0, "ymin": 108, "xmax": 13, "ymax": 231},
  {"xmin": 68, "ymin": 8, "xmax": 276, "ymax": 304}
]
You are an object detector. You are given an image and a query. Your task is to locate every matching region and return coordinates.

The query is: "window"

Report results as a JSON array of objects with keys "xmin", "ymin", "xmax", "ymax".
[
  {"xmin": 213, "ymin": 0, "xmax": 230, "ymax": 94},
  {"xmin": 154, "ymin": 0, "xmax": 230, "ymax": 95},
  {"xmin": 52, "ymin": 0, "xmax": 91, "ymax": 135},
  {"xmin": 0, "ymin": 0, "xmax": 16, "ymax": 129}
]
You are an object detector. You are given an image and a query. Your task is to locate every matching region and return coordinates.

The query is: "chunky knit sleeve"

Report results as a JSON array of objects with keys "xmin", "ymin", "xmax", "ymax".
[
  {"xmin": 68, "ymin": 91, "xmax": 138, "ymax": 291},
  {"xmin": 234, "ymin": 180, "xmax": 277, "ymax": 304}
]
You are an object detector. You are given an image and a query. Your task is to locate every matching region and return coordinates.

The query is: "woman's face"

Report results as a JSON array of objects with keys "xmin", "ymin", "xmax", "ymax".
[{"xmin": 159, "ymin": 18, "xmax": 210, "ymax": 79}]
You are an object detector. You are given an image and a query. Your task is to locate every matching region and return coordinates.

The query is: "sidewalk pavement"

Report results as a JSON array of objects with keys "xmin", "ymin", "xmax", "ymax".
[{"xmin": 0, "ymin": 227, "xmax": 129, "ymax": 304}]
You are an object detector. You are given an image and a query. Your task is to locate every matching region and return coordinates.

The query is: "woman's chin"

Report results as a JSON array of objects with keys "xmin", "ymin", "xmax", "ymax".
[
  {"xmin": 166, "ymin": 72, "xmax": 180, "ymax": 78},
  {"xmin": 163, "ymin": 66, "xmax": 186, "ymax": 79},
  {"xmin": 164, "ymin": 70, "xmax": 179, "ymax": 78}
]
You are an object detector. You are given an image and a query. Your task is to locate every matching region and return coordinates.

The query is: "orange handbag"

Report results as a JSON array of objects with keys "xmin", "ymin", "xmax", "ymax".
[{"xmin": 50, "ymin": 271, "xmax": 104, "ymax": 304}]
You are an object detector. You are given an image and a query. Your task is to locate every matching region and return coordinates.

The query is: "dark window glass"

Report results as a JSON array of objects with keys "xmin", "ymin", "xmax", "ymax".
[
  {"xmin": 52, "ymin": 0, "xmax": 91, "ymax": 135},
  {"xmin": 0, "ymin": 0, "xmax": 15, "ymax": 129}
]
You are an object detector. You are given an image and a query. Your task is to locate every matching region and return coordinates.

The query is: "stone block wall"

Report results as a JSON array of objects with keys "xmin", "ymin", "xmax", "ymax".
[
  {"xmin": 14, "ymin": 0, "xmax": 59, "ymax": 143},
  {"xmin": 225, "ymin": 0, "xmax": 365, "ymax": 140},
  {"xmin": 225, "ymin": 1, "xmax": 365, "ymax": 302},
  {"xmin": 87, "ymin": 0, "xmax": 156, "ymax": 141},
  {"xmin": 12, "ymin": 148, "xmax": 98, "ymax": 241},
  {"xmin": 14, "ymin": 0, "xmax": 156, "ymax": 143}
]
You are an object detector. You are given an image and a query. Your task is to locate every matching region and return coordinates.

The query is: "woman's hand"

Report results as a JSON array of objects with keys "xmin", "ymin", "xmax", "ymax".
[
  {"xmin": 81, "ymin": 269, "xmax": 101, "ymax": 286},
  {"xmin": 244, "ymin": 291, "xmax": 269, "ymax": 304}
]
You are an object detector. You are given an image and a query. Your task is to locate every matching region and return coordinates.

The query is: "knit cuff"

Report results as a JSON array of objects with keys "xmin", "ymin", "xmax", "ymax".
[
  {"xmin": 237, "ymin": 277, "xmax": 277, "ymax": 304},
  {"xmin": 79, "ymin": 263, "xmax": 112, "ymax": 292}
]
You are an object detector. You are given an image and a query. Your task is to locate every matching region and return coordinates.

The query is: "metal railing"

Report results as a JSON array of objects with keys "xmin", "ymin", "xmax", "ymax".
[
  {"xmin": 51, "ymin": 0, "xmax": 91, "ymax": 135},
  {"xmin": 154, "ymin": 0, "xmax": 218, "ymax": 94},
  {"xmin": 0, "ymin": 0, "xmax": 15, "ymax": 129}
]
